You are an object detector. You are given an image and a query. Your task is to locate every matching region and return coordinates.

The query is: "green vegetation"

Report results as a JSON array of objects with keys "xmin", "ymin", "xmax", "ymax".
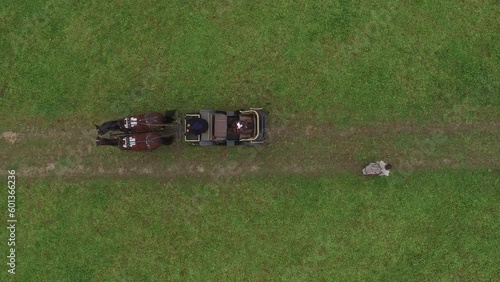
[
  {"xmin": 1, "ymin": 1, "xmax": 498, "ymax": 126},
  {"xmin": 8, "ymin": 171, "xmax": 499, "ymax": 281},
  {"xmin": 0, "ymin": 0, "xmax": 498, "ymax": 280}
]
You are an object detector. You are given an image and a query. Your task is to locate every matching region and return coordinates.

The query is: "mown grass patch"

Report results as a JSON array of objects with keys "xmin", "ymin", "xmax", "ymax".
[
  {"xmin": 2, "ymin": 169, "xmax": 497, "ymax": 280},
  {"xmin": 0, "ymin": 1, "xmax": 498, "ymax": 128}
]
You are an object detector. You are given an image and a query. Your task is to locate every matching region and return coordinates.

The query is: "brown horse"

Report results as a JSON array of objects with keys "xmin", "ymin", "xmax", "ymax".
[
  {"xmin": 96, "ymin": 132, "xmax": 174, "ymax": 151},
  {"xmin": 95, "ymin": 110, "xmax": 176, "ymax": 135}
]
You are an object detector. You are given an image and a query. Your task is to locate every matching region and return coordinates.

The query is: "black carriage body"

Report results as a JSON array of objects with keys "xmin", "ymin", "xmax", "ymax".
[{"xmin": 184, "ymin": 108, "xmax": 266, "ymax": 146}]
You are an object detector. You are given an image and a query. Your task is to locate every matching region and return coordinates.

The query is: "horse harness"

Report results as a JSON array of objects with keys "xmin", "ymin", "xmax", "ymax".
[
  {"xmin": 122, "ymin": 136, "xmax": 137, "ymax": 149},
  {"xmin": 121, "ymin": 134, "xmax": 158, "ymax": 150},
  {"xmin": 123, "ymin": 117, "xmax": 139, "ymax": 129},
  {"xmin": 122, "ymin": 113, "xmax": 163, "ymax": 130}
]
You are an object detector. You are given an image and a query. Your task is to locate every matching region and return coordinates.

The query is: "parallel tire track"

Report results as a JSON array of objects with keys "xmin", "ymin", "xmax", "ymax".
[{"xmin": 1, "ymin": 122, "xmax": 499, "ymax": 180}]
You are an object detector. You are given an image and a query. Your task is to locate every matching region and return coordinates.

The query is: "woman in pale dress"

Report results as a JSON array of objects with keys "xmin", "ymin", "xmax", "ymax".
[{"xmin": 362, "ymin": 161, "xmax": 392, "ymax": 176}]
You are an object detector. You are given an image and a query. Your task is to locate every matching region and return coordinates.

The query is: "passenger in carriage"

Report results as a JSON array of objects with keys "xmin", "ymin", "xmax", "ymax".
[
  {"xmin": 231, "ymin": 120, "xmax": 254, "ymax": 134},
  {"xmin": 186, "ymin": 118, "xmax": 209, "ymax": 135}
]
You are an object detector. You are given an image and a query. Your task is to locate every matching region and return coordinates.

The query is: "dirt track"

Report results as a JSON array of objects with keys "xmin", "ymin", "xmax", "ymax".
[{"xmin": 1, "ymin": 121, "xmax": 499, "ymax": 180}]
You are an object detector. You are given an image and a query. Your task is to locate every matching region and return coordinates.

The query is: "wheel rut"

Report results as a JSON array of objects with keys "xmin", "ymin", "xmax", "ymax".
[{"xmin": 1, "ymin": 122, "xmax": 498, "ymax": 180}]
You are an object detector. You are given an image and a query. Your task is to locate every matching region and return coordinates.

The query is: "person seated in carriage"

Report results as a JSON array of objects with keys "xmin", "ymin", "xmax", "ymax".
[
  {"xmin": 186, "ymin": 118, "xmax": 209, "ymax": 135},
  {"xmin": 231, "ymin": 120, "xmax": 254, "ymax": 135}
]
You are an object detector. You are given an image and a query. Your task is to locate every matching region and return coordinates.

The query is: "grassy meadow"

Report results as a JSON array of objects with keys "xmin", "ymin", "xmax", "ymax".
[
  {"xmin": 9, "ymin": 171, "xmax": 500, "ymax": 281},
  {"xmin": 1, "ymin": 1, "xmax": 498, "ymax": 126},
  {"xmin": 0, "ymin": 0, "xmax": 499, "ymax": 280}
]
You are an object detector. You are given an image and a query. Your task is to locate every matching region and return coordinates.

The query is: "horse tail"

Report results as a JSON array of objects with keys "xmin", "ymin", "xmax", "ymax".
[
  {"xmin": 163, "ymin": 109, "xmax": 177, "ymax": 124},
  {"xmin": 160, "ymin": 135, "xmax": 175, "ymax": 146}
]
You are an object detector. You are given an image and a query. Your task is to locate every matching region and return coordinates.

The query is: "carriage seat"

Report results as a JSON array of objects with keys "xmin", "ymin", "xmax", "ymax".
[{"xmin": 213, "ymin": 114, "xmax": 228, "ymax": 139}]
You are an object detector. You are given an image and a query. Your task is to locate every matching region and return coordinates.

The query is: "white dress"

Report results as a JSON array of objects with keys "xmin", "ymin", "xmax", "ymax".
[{"xmin": 363, "ymin": 161, "xmax": 390, "ymax": 176}]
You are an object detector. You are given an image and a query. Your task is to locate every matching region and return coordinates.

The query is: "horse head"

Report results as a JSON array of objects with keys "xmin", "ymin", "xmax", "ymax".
[
  {"xmin": 95, "ymin": 124, "xmax": 103, "ymax": 135},
  {"xmin": 95, "ymin": 136, "xmax": 119, "ymax": 146},
  {"xmin": 95, "ymin": 120, "xmax": 121, "ymax": 135},
  {"xmin": 95, "ymin": 136, "xmax": 102, "ymax": 146}
]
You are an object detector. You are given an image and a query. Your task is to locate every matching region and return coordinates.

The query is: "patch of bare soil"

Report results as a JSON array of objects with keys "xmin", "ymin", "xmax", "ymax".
[
  {"xmin": 2, "ymin": 131, "xmax": 17, "ymax": 144},
  {"xmin": 2, "ymin": 122, "xmax": 498, "ymax": 180}
]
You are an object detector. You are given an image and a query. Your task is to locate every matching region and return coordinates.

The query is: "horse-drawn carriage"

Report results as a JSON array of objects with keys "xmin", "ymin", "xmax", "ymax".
[
  {"xmin": 95, "ymin": 108, "xmax": 266, "ymax": 151},
  {"xmin": 184, "ymin": 108, "xmax": 266, "ymax": 146}
]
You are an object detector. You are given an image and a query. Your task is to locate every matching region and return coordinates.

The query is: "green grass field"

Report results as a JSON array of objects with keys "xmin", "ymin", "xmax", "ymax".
[
  {"xmin": 1, "ymin": 1, "xmax": 498, "ymax": 126},
  {"xmin": 7, "ymin": 171, "xmax": 500, "ymax": 281},
  {"xmin": 1, "ymin": 0, "xmax": 499, "ymax": 280}
]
